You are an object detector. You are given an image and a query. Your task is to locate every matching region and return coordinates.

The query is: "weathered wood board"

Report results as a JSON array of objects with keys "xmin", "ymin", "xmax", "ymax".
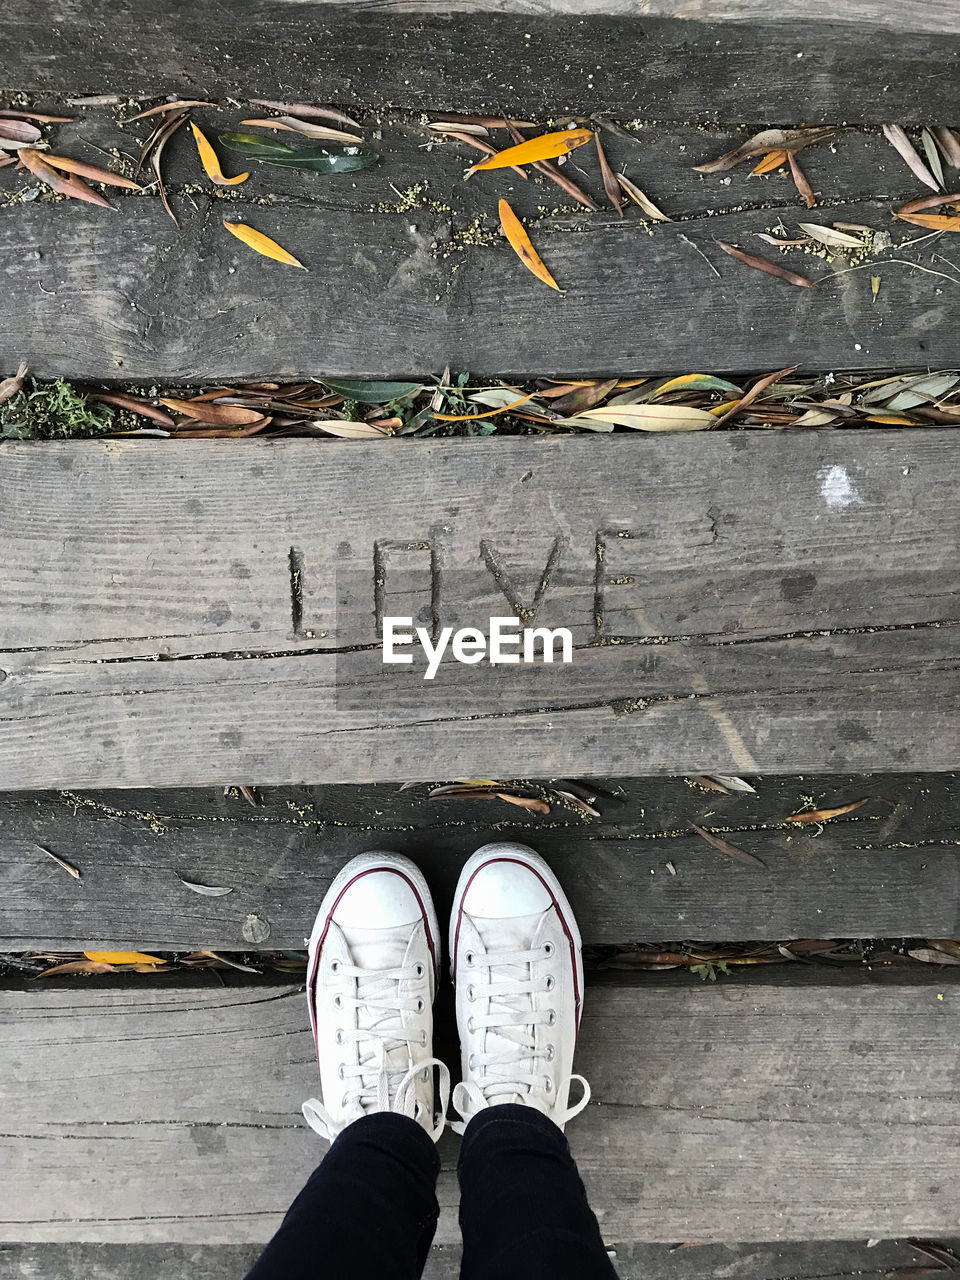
[
  {"xmin": 0, "ymin": 110, "xmax": 956, "ymax": 380},
  {"xmin": 2, "ymin": 776, "xmax": 958, "ymax": 949},
  {"xmin": 2, "ymin": 970, "xmax": 958, "ymax": 1244},
  {"xmin": 4, "ymin": 1237, "xmax": 955, "ymax": 1280},
  {"xmin": 3, "ymin": 0, "xmax": 959, "ymax": 120},
  {"xmin": 1, "ymin": 434, "xmax": 959, "ymax": 787}
]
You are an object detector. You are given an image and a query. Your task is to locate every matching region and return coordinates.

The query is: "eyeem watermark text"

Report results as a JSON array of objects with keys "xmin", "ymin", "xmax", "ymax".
[{"xmin": 383, "ymin": 616, "xmax": 574, "ymax": 680}]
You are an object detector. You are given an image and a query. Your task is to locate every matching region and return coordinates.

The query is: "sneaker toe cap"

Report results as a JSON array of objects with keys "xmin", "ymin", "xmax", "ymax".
[
  {"xmin": 333, "ymin": 867, "xmax": 426, "ymax": 929},
  {"xmin": 461, "ymin": 858, "xmax": 553, "ymax": 918}
]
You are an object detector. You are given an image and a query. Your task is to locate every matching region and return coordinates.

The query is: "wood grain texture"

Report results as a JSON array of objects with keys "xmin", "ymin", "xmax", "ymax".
[
  {"xmin": 2, "ymin": 970, "xmax": 958, "ymax": 1244},
  {"xmin": 1, "ymin": 0, "xmax": 959, "ymax": 120},
  {"xmin": 2, "ymin": 776, "xmax": 959, "ymax": 948},
  {"xmin": 1, "ymin": 434, "xmax": 959, "ymax": 786}
]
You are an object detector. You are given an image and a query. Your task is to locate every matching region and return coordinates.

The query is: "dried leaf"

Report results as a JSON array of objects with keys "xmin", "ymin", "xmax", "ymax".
[
  {"xmin": 498, "ymin": 197, "xmax": 561, "ymax": 291},
  {"xmin": 786, "ymin": 799, "xmax": 866, "ymax": 823},
  {"xmin": 240, "ymin": 117, "xmax": 363, "ymax": 144},
  {"xmin": 191, "ymin": 122, "xmax": 248, "ymax": 186},
  {"xmin": 309, "ymin": 419, "xmax": 389, "ymax": 438},
  {"xmin": 788, "ymin": 152, "xmax": 816, "ymax": 208},
  {"xmin": 131, "ymin": 99, "xmax": 212, "ymax": 119},
  {"xmin": 41, "ymin": 152, "xmax": 142, "ymax": 190},
  {"xmin": 0, "ymin": 109, "xmax": 73, "ymax": 122},
  {"xmin": 17, "ymin": 149, "xmax": 112, "ymax": 208},
  {"xmin": 651, "ymin": 373, "xmax": 742, "ymax": 397},
  {"xmin": 0, "ymin": 155, "xmax": 15, "ymax": 169},
  {"xmin": 694, "ymin": 127, "xmax": 835, "ymax": 173},
  {"xmin": 429, "ymin": 121, "xmax": 489, "ymax": 136},
  {"xmin": 150, "ymin": 110, "xmax": 189, "ymax": 223},
  {"xmin": 577, "ymin": 404, "xmax": 714, "ymax": 431},
  {"xmin": 895, "ymin": 212, "xmax": 960, "ymax": 231},
  {"xmin": 882, "ymin": 124, "xmax": 941, "ymax": 192},
  {"xmin": 715, "ymin": 240, "xmax": 817, "ymax": 289},
  {"xmin": 595, "ymin": 131, "xmax": 623, "ymax": 217},
  {"xmin": 797, "ymin": 222, "xmax": 865, "ymax": 249},
  {"xmin": 0, "ymin": 119, "xmax": 42, "ymax": 148},
  {"xmin": 756, "ymin": 233, "xmax": 809, "ymax": 247},
  {"xmin": 691, "ymin": 824, "xmax": 766, "ymax": 867},
  {"xmin": 495, "ymin": 792, "xmax": 551, "ymax": 814},
  {"xmin": 550, "ymin": 377, "xmax": 620, "ymax": 417},
  {"xmin": 932, "ymin": 126, "xmax": 960, "ymax": 169},
  {"xmin": 37, "ymin": 845, "xmax": 82, "ymax": 880},
  {"xmin": 921, "ymin": 127, "xmax": 945, "ymax": 189},
  {"xmin": 0, "ymin": 360, "xmax": 28, "ymax": 405},
  {"xmin": 84, "ymin": 950, "xmax": 166, "ymax": 965},
  {"xmin": 471, "ymin": 128, "xmax": 592, "ymax": 171},
  {"xmin": 712, "ymin": 365, "xmax": 797, "ymax": 427},
  {"xmin": 501, "ymin": 117, "xmax": 597, "ymax": 207},
  {"xmin": 248, "ymin": 99, "xmax": 362, "ymax": 129},
  {"xmin": 908, "ymin": 948, "xmax": 960, "ymax": 967},
  {"xmin": 429, "ymin": 113, "xmax": 536, "ymax": 129},
  {"xmin": 92, "ymin": 392, "xmax": 175, "ymax": 426},
  {"xmin": 926, "ymin": 938, "xmax": 960, "ymax": 960},
  {"xmin": 178, "ymin": 877, "xmax": 234, "ymax": 897},
  {"xmin": 691, "ymin": 774, "xmax": 757, "ymax": 794},
  {"xmin": 39, "ymin": 960, "xmax": 116, "ymax": 977},
  {"xmin": 615, "ymin": 173, "xmax": 671, "ymax": 220},
  {"xmin": 434, "ymin": 392, "xmax": 536, "ymax": 421},
  {"xmin": 446, "ymin": 130, "xmax": 529, "ymax": 179},
  {"xmin": 897, "ymin": 190, "xmax": 960, "ymax": 214},
  {"xmin": 159, "ymin": 397, "xmax": 267, "ymax": 425},
  {"xmin": 751, "ymin": 149, "xmax": 788, "ymax": 174},
  {"xmin": 223, "ymin": 220, "xmax": 306, "ymax": 268}
]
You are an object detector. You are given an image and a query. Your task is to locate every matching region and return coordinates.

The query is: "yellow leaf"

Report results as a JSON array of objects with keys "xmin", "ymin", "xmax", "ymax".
[
  {"xmin": 894, "ymin": 212, "xmax": 960, "ymax": 231},
  {"xmin": 865, "ymin": 414, "xmax": 917, "ymax": 425},
  {"xmin": 709, "ymin": 399, "xmax": 741, "ymax": 416},
  {"xmin": 84, "ymin": 950, "xmax": 166, "ymax": 965},
  {"xmin": 191, "ymin": 123, "xmax": 249, "ymax": 186},
  {"xmin": 473, "ymin": 128, "xmax": 592, "ymax": 171},
  {"xmin": 751, "ymin": 149, "xmax": 788, "ymax": 174},
  {"xmin": 577, "ymin": 405, "xmax": 714, "ymax": 432},
  {"xmin": 498, "ymin": 198, "xmax": 561, "ymax": 292},
  {"xmin": 223, "ymin": 220, "xmax": 306, "ymax": 268}
]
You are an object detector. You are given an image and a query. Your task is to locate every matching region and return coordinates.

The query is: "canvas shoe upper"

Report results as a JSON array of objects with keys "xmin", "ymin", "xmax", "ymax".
[
  {"xmin": 449, "ymin": 842, "xmax": 590, "ymax": 1135},
  {"xmin": 302, "ymin": 852, "xmax": 449, "ymax": 1142}
]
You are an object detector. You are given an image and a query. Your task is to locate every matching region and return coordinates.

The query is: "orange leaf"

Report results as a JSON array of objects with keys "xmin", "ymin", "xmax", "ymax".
[
  {"xmin": 786, "ymin": 799, "xmax": 866, "ymax": 823},
  {"xmin": 41, "ymin": 152, "xmax": 142, "ymax": 190},
  {"xmin": 752, "ymin": 149, "xmax": 788, "ymax": 174},
  {"xmin": 84, "ymin": 950, "xmax": 167, "ymax": 965},
  {"xmin": 17, "ymin": 148, "xmax": 112, "ymax": 209},
  {"xmin": 894, "ymin": 211, "xmax": 960, "ymax": 231},
  {"xmin": 191, "ymin": 123, "xmax": 249, "ymax": 186},
  {"xmin": 222, "ymin": 220, "xmax": 305, "ymax": 268},
  {"xmin": 498, "ymin": 198, "xmax": 561, "ymax": 292},
  {"xmin": 471, "ymin": 128, "xmax": 592, "ymax": 171}
]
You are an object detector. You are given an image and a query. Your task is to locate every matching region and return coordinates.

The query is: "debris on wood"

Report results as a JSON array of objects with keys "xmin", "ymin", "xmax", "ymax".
[
  {"xmin": 715, "ymin": 240, "xmax": 818, "ymax": 288},
  {"xmin": 694, "ymin": 126, "xmax": 836, "ymax": 173},
  {"xmin": 691, "ymin": 823, "xmax": 766, "ymax": 867},
  {"xmin": 191, "ymin": 122, "xmax": 249, "ymax": 186},
  {"xmin": 498, "ymin": 197, "xmax": 561, "ymax": 291},
  {"xmin": 37, "ymin": 845, "xmax": 82, "ymax": 880},
  {"xmin": 882, "ymin": 123, "xmax": 942, "ymax": 192},
  {"xmin": 222, "ymin": 219, "xmax": 306, "ymax": 269},
  {"xmin": 786, "ymin": 799, "xmax": 867, "ymax": 823},
  {"xmin": 470, "ymin": 127, "xmax": 592, "ymax": 172}
]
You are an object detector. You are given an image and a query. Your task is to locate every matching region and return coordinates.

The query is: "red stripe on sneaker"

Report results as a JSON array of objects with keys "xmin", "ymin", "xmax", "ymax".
[
  {"xmin": 307, "ymin": 866, "xmax": 438, "ymax": 1068},
  {"xmin": 452, "ymin": 857, "xmax": 582, "ymax": 1035}
]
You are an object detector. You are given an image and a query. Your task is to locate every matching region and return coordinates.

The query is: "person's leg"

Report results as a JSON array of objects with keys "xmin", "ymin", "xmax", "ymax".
[
  {"xmin": 244, "ymin": 852, "xmax": 450, "ymax": 1280},
  {"xmin": 244, "ymin": 1111, "xmax": 440, "ymax": 1280},
  {"xmin": 449, "ymin": 842, "xmax": 618, "ymax": 1280}
]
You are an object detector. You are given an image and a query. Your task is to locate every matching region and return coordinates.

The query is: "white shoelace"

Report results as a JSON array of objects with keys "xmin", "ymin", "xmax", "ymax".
[
  {"xmin": 302, "ymin": 959, "xmax": 450, "ymax": 1142},
  {"xmin": 452, "ymin": 943, "xmax": 590, "ymax": 1134}
]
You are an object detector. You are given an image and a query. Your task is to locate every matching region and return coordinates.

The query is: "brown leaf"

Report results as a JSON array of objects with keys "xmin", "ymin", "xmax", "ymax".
[
  {"xmin": 0, "ymin": 109, "xmax": 73, "ymax": 123},
  {"xmin": 240, "ymin": 117, "xmax": 363, "ymax": 144},
  {"xmin": 130, "ymin": 99, "xmax": 212, "ymax": 120},
  {"xmin": 907, "ymin": 948, "xmax": 960, "ymax": 967},
  {"xmin": 447, "ymin": 130, "xmax": 528, "ymax": 180},
  {"xmin": 786, "ymin": 799, "xmax": 866, "ymax": 823},
  {"xmin": 37, "ymin": 845, "xmax": 82, "ymax": 880},
  {"xmin": 248, "ymin": 99, "xmax": 362, "ymax": 129},
  {"xmin": 615, "ymin": 173, "xmax": 671, "ymax": 220},
  {"xmin": 429, "ymin": 112, "xmax": 537, "ymax": 129},
  {"xmin": 0, "ymin": 155, "xmax": 15, "ymax": 169},
  {"xmin": 691, "ymin": 824, "xmax": 766, "ymax": 867},
  {"xmin": 932, "ymin": 126, "xmax": 960, "ymax": 169},
  {"xmin": 92, "ymin": 392, "xmax": 175, "ymax": 426},
  {"xmin": 922, "ymin": 939, "xmax": 960, "ymax": 961},
  {"xmin": 595, "ymin": 131, "xmax": 623, "ymax": 217},
  {"xmin": 712, "ymin": 365, "xmax": 798, "ymax": 426},
  {"xmin": 17, "ymin": 149, "xmax": 112, "ymax": 208},
  {"xmin": 39, "ymin": 960, "xmax": 116, "ymax": 978},
  {"xmin": 694, "ymin": 126, "xmax": 835, "ymax": 173},
  {"xmin": 715, "ymin": 240, "xmax": 817, "ymax": 290},
  {"xmin": 550, "ymin": 377, "xmax": 619, "ymax": 417},
  {"xmin": 0, "ymin": 360, "xmax": 28, "ymax": 405},
  {"xmin": 41, "ymin": 152, "xmax": 142, "ymax": 190},
  {"xmin": 495, "ymin": 792, "xmax": 551, "ymax": 814},
  {"xmin": 897, "ymin": 190, "xmax": 960, "ymax": 214},
  {"xmin": 502, "ymin": 117, "xmax": 598, "ymax": 209},
  {"xmin": 788, "ymin": 152, "xmax": 816, "ymax": 208},
  {"xmin": 882, "ymin": 123, "xmax": 941, "ymax": 192},
  {"xmin": 159, "ymin": 397, "xmax": 267, "ymax": 425},
  {"xmin": 0, "ymin": 119, "xmax": 42, "ymax": 148}
]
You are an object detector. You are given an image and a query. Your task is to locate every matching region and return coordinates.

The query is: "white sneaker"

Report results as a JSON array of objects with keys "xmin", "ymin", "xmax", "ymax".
[
  {"xmin": 302, "ymin": 852, "xmax": 449, "ymax": 1142},
  {"xmin": 449, "ymin": 842, "xmax": 591, "ymax": 1135}
]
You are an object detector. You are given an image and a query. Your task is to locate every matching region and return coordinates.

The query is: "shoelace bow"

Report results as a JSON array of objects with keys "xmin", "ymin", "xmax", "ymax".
[
  {"xmin": 302, "ymin": 959, "xmax": 450, "ymax": 1142},
  {"xmin": 452, "ymin": 943, "xmax": 590, "ymax": 1134}
]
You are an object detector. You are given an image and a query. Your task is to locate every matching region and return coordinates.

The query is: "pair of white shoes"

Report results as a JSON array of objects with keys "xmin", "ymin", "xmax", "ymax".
[{"xmin": 302, "ymin": 842, "xmax": 590, "ymax": 1143}]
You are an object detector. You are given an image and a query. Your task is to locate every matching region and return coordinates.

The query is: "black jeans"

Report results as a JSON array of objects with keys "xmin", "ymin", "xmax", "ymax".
[{"xmin": 244, "ymin": 1104, "xmax": 619, "ymax": 1280}]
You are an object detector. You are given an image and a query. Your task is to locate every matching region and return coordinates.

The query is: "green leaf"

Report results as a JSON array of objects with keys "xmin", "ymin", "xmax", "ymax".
[
  {"xmin": 321, "ymin": 378, "xmax": 422, "ymax": 404},
  {"xmin": 218, "ymin": 132, "xmax": 297, "ymax": 156},
  {"xmin": 258, "ymin": 147, "xmax": 379, "ymax": 174}
]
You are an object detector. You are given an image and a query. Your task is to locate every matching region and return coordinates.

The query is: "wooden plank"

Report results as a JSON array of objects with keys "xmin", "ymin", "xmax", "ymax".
[
  {"xmin": 2, "ymin": 434, "xmax": 960, "ymax": 787},
  {"xmin": 2, "ymin": 1, "xmax": 959, "ymax": 121},
  {"xmin": 4, "ymin": 1237, "xmax": 956, "ymax": 1280},
  {"xmin": 2, "ymin": 970, "xmax": 958, "ymax": 1244},
  {"xmin": 3, "ymin": 776, "xmax": 959, "ymax": 948}
]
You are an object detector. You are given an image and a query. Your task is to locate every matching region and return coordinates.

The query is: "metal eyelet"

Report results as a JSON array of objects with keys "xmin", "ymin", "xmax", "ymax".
[
  {"xmin": 330, "ymin": 959, "xmax": 341, "ymax": 974},
  {"xmin": 415, "ymin": 997, "xmax": 425, "ymax": 1012},
  {"xmin": 547, "ymin": 1010, "xmax": 557, "ymax": 1025},
  {"xmin": 335, "ymin": 1028, "xmax": 345, "ymax": 1045},
  {"xmin": 467, "ymin": 1016, "xmax": 476, "ymax": 1034},
  {"xmin": 333, "ymin": 994, "xmax": 343, "ymax": 1008},
  {"xmin": 545, "ymin": 1044, "xmax": 555, "ymax": 1061},
  {"xmin": 468, "ymin": 1053, "xmax": 477, "ymax": 1070},
  {"xmin": 337, "ymin": 1064, "xmax": 346, "ymax": 1079},
  {"xmin": 545, "ymin": 975, "xmax": 555, "ymax": 991},
  {"xmin": 543, "ymin": 942, "xmax": 554, "ymax": 956},
  {"xmin": 464, "ymin": 951, "xmax": 475, "ymax": 967},
  {"xmin": 544, "ymin": 1077, "xmax": 553, "ymax": 1093},
  {"xmin": 467, "ymin": 984, "xmax": 476, "ymax": 1003},
  {"xmin": 420, "ymin": 1032, "xmax": 428, "ymax": 1047},
  {"xmin": 414, "ymin": 962, "xmax": 425, "ymax": 978}
]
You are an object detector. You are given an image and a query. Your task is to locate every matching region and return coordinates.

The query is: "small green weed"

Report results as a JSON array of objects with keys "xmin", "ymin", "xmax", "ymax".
[
  {"xmin": 689, "ymin": 960, "xmax": 731, "ymax": 982},
  {"xmin": 0, "ymin": 378, "xmax": 134, "ymax": 440}
]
